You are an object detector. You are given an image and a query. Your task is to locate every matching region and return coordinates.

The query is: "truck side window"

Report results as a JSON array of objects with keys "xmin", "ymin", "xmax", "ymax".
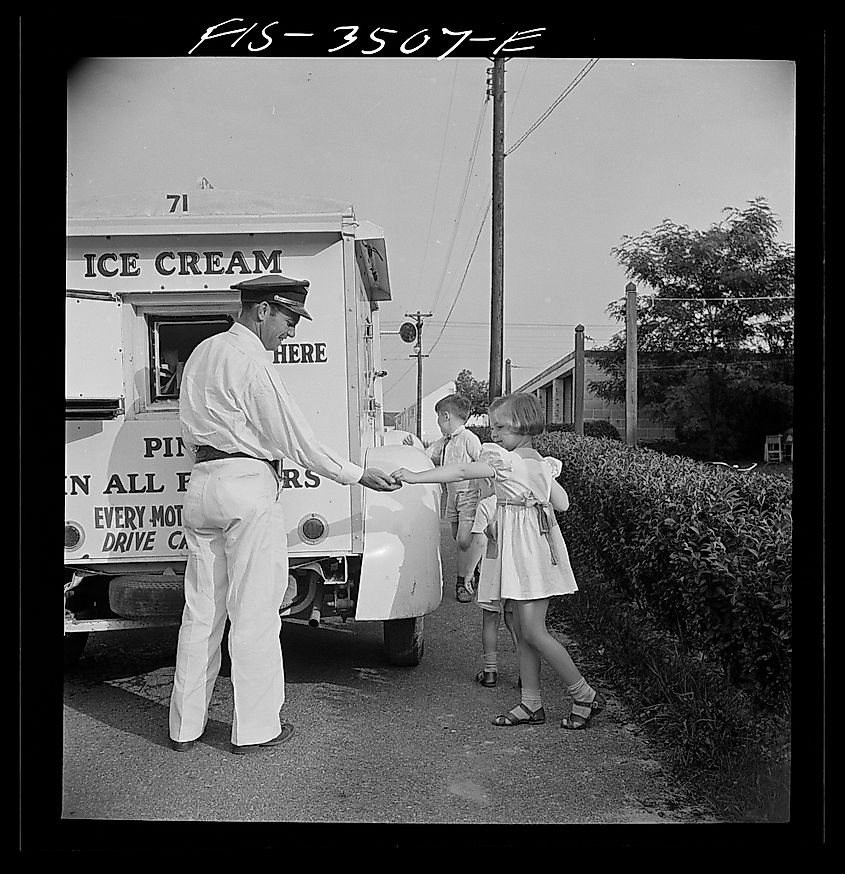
[{"xmin": 148, "ymin": 315, "xmax": 232, "ymax": 402}]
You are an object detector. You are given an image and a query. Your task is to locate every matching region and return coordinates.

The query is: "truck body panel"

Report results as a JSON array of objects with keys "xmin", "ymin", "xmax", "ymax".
[{"xmin": 65, "ymin": 191, "xmax": 441, "ymax": 650}]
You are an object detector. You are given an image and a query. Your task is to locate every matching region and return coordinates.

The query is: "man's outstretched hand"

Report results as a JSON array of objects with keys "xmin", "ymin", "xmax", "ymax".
[{"xmin": 359, "ymin": 468, "xmax": 403, "ymax": 491}]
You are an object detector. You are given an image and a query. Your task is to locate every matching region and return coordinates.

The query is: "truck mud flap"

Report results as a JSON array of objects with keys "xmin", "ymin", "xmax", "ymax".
[{"xmin": 383, "ymin": 616, "xmax": 424, "ymax": 666}]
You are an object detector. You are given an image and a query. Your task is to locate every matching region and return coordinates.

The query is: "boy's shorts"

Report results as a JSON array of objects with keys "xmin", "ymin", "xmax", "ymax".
[
  {"xmin": 477, "ymin": 595, "xmax": 500, "ymax": 613},
  {"xmin": 477, "ymin": 592, "xmax": 513, "ymax": 614},
  {"xmin": 445, "ymin": 486, "xmax": 479, "ymax": 526}
]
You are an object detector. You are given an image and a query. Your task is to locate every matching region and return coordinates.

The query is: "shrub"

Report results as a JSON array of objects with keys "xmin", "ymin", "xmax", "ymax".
[
  {"xmin": 546, "ymin": 561, "xmax": 791, "ymax": 821},
  {"xmin": 547, "ymin": 420, "xmax": 621, "ymax": 440},
  {"xmin": 467, "ymin": 425, "xmax": 491, "ymax": 444},
  {"xmin": 468, "ymin": 420, "xmax": 621, "ymax": 444},
  {"xmin": 534, "ymin": 432, "xmax": 792, "ymax": 710}
]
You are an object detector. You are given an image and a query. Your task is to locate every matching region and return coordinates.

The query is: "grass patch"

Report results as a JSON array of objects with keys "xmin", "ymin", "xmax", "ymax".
[{"xmin": 548, "ymin": 558, "xmax": 791, "ymax": 823}]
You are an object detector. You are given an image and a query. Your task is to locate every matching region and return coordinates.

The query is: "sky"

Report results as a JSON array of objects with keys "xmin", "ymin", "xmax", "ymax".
[{"xmin": 66, "ymin": 54, "xmax": 796, "ymax": 412}]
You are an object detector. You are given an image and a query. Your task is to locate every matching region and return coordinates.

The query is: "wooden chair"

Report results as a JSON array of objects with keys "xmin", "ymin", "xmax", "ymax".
[{"xmin": 764, "ymin": 434, "xmax": 783, "ymax": 463}]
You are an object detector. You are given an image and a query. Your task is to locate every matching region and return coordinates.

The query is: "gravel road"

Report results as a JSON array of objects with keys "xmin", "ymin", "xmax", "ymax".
[{"xmin": 61, "ymin": 520, "xmax": 720, "ymax": 828}]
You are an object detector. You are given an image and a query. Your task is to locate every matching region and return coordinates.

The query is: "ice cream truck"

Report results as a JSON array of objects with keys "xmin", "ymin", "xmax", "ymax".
[{"xmin": 64, "ymin": 190, "xmax": 442, "ymax": 668}]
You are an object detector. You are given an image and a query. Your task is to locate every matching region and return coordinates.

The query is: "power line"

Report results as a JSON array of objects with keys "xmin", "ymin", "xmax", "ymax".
[
  {"xmin": 389, "ymin": 65, "xmax": 493, "ymax": 345},
  {"xmin": 382, "ymin": 368, "xmax": 416, "ymax": 396},
  {"xmin": 505, "ymin": 58, "xmax": 600, "ymax": 157},
  {"xmin": 386, "ymin": 59, "xmax": 597, "ymax": 401},
  {"xmin": 412, "ymin": 58, "xmax": 573, "ymax": 335},
  {"xmin": 507, "ymin": 60, "xmax": 531, "ymax": 126},
  {"xmin": 427, "ymin": 93, "xmax": 490, "ymax": 315},
  {"xmin": 385, "ymin": 198, "xmax": 493, "ymax": 401},
  {"xmin": 382, "ymin": 320, "xmax": 619, "ymax": 329},
  {"xmin": 428, "ymin": 200, "xmax": 492, "ymax": 356},
  {"xmin": 428, "ymin": 59, "xmax": 530, "ymax": 318},
  {"xmin": 413, "ymin": 61, "xmax": 460, "ymax": 302}
]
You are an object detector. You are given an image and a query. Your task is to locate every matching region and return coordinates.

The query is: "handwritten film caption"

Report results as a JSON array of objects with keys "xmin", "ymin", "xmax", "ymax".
[{"xmin": 189, "ymin": 23, "xmax": 546, "ymax": 59}]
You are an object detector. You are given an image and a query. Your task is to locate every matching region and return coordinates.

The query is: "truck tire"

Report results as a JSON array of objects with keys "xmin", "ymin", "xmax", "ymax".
[
  {"xmin": 64, "ymin": 632, "xmax": 89, "ymax": 669},
  {"xmin": 383, "ymin": 616, "xmax": 424, "ymax": 666},
  {"xmin": 108, "ymin": 574, "xmax": 185, "ymax": 618}
]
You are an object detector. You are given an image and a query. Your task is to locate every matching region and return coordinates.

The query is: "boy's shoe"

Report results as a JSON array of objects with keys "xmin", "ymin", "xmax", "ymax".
[
  {"xmin": 456, "ymin": 584, "xmax": 472, "ymax": 602},
  {"xmin": 475, "ymin": 669, "xmax": 497, "ymax": 687}
]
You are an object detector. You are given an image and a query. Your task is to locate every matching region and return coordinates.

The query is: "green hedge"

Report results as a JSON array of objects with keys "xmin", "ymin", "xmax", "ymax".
[
  {"xmin": 467, "ymin": 425, "xmax": 491, "ymax": 444},
  {"xmin": 468, "ymin": 419, "xmax": 620, "ymax": 445},
  {"xmin": 533, "ymin": 432, "xmax": 792, "ymax": 710},
  {"xmin": 547, "ymin": 420, "xmax": 621, "ymax": 440}
]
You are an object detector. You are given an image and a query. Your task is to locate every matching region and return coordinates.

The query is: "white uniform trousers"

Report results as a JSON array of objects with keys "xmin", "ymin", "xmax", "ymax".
[{"xmin": 168, "ymin": 458, "xmax": 288, "ymax": 746}]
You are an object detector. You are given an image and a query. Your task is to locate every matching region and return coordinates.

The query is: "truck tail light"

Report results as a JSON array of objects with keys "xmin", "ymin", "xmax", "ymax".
[
  {"xmin": 65, "ymin": 521, "xmax": 85, "ymax": 551},
  {"xmin": 298, "ymin": 514, "xmax": 327, "ymax": 544}
]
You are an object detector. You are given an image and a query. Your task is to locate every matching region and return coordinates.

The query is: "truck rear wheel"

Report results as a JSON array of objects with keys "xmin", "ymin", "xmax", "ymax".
[{"xmin": 383, "ymin": 616, "xmax": 424, "ymax": 666}]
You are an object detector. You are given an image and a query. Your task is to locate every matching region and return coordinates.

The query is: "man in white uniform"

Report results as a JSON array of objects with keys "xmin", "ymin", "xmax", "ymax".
[{"xmin": 169, "ymin": 274, "xmax": 399, "ymax": 755}]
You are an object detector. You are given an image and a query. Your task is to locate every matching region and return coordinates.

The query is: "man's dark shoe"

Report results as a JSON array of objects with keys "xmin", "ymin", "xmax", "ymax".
[
  {"xmin": 169, "ymin": 735, "xmax": 202, "ymax": 752},
  {"xmin": 231, "ymin": 723, "xmax": 295, "ymax": 755}
]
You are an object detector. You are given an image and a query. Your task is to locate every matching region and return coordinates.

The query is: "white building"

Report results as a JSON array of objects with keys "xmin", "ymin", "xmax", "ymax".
[
  {"xmin": 515, "ymin": 349, "xmax": 674, "ymax": 443},
  {"xmin": 394, "ymin": 381, "xmax": 456, "ymax": 446}
]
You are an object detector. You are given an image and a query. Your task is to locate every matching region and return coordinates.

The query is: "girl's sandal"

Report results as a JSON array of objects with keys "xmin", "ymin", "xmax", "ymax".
[
  {"xmin": 561, "ymin": 692, "xmax": 606, "ymax": 730},
  {"xmin": 475, "ymin": 670, "xmax": 498, "ymax": 688},
  {"xmin": 491, "ymin": 704, "xmax": 546, "ymax": 726}
]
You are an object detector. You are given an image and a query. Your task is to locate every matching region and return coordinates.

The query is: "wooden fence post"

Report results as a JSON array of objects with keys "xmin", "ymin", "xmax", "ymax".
[
  {"xmin": 625, "ymin": 283, "xmax": 638, "ymax": 445},
  {"xmin": 574, "ymin": 324, "xmax": 585, "ymax": 436}
]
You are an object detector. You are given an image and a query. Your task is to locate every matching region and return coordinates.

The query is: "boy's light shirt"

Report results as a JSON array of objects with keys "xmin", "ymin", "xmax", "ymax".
[{"xmin": 426, "ymin": 425, "xmax": 482, "ymax": 495}]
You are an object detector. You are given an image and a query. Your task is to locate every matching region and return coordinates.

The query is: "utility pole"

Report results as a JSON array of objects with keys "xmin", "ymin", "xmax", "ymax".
[
  {"xmin": 625, "ymin": 283, "xmax": 638, "ymax": 446},
  {"xmin": 405, "ymin": 311, "xmax": 432, "ymax": 439},
  {"xmin": 489, "ymin": 56, "xmax": 506, "ymax": 402}
]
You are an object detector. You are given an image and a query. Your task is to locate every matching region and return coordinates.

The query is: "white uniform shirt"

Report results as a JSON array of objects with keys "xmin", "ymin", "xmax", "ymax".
[{"xmin": 179, "ymin": 322, "xmax": 364, "ymax": 485}]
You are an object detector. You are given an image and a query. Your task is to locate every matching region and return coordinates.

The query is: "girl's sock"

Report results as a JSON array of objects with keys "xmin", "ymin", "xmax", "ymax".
[
  {"xmin": 520, "ymin": 687, "xmax": 543, "ymax": 713},
  {"xmin": 483, "ymin": 651, "xmax": 498, "ymax": 673},
  {"xmin": 566, "ymin": 676, "xmax": 596, "ymax": 703}
]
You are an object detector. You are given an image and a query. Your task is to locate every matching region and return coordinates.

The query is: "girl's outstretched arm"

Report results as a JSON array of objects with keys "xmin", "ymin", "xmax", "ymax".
[
  {"xmin": 391, "ymin": 460, "xmax": 495, "ymax": 485},
  {"xmin": 549, "ymin": 479, "xmax": 570, "ymax": 512}
]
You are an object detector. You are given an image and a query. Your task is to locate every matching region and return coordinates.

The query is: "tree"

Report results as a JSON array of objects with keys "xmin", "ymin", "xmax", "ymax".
[
  {"xmin": 454, "ymin": 369, "xmax": 490, "ymax": 418},
  {"xmin": 592, "ymin": 198, "xmax": 794, "ymax": 460}
]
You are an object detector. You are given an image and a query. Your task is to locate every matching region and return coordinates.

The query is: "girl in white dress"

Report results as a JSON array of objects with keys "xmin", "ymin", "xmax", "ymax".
[{"xmin": 392, "ymin": 393, "xmax": 604, "ymax": 730}]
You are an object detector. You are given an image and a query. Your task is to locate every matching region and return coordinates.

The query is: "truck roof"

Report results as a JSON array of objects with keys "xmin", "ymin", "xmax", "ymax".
[
  {"xmin": 67, "ymin": 190, "xmax": 361, "ymax": 236},
  {"xmin": 67, "ymin": 189, "xmax": 391, "ymax": 300}
]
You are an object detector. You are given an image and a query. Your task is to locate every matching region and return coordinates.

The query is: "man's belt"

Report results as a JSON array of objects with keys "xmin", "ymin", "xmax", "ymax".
[
  {"xmin": 195, "ymin": 445, "xmax": 252, "ymax": 463},
  {"xmin": 194, "ymin": 445, "xmax": 281, "ymax": 477}
]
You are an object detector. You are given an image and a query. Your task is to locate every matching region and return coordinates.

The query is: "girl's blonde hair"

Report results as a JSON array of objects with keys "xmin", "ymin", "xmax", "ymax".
[{"xmin": 488, "ymin": 392, "xmax": 545, "ymax": 436}]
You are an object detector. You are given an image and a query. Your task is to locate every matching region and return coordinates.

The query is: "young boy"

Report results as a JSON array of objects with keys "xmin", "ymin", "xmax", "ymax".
[
  {"xmin": 406, "ymin": 393, "xmax": 482, "ymax": 602},
  {"xmin": 466, "ymin": 493, "xmax": 520, "ymax": 687}
]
